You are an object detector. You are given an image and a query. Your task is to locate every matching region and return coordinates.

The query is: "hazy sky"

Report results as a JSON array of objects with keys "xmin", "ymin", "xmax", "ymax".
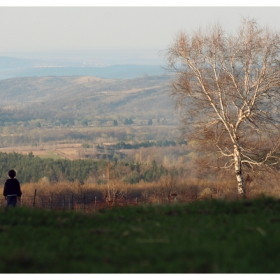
[{"xmin": 0, "ymin": 3, "xmax": 280, "ymax": 54}]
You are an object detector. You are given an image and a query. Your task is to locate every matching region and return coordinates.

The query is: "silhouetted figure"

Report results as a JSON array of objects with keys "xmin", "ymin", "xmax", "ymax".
[{"xmin": 3, "ymin": 169, "xmax": 22, "ymax": 207}]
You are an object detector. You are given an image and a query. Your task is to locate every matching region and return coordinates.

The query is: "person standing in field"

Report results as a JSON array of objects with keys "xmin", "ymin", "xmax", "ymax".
[{"xmin": 3, "ymin": 169, "xmax": 22, "ymax": 207}]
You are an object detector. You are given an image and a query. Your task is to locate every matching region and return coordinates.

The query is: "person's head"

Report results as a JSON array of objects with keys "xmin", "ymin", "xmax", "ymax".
[{"xmin": 8, "ymin": 169, "xmax": 16, "ymax": 179}]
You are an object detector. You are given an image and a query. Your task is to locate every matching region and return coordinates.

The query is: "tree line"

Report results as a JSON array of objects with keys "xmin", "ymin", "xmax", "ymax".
[
  {"xmin": 113, "ymin": 140, "xmax": 186, "ymax": 150},
  {"xmin": 0, "ymin": 151, "xmax": 182, "ymax": 186},
  {"xmin": 0, "ymin": 152, "xmax": 103, "ymax": 184}
]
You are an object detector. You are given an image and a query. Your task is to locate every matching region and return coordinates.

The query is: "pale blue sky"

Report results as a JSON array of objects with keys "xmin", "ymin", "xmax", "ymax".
[{"xmin": 0, "ymin": 4, "xmax": 280, "ymax": 54}]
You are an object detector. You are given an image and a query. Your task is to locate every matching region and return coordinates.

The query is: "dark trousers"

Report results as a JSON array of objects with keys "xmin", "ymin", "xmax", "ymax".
[{"xmin": 7, "ymin": 195, "xmax": 17, "ymax": 207}]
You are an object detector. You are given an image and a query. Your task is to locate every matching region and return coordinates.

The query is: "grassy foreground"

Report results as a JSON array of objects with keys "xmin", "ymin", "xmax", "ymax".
[{"xmin": 0, "ymin": 196, "xmax": 280, "ymax": 273}]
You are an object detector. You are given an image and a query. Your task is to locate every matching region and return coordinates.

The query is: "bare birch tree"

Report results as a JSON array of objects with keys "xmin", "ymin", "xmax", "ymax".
[{"xmin": 166, "ymin": 18, "xmax": 280, "ymax": 197}]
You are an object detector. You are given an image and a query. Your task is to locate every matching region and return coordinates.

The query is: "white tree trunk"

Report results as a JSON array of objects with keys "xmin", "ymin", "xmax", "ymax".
[{"xmin": 234, "ymin": 144, "xmax": 246, "ymax": 197}]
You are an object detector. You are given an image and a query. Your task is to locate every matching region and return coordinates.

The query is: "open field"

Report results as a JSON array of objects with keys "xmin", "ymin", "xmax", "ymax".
[
  {"xmin": 1, "ymin": 196, "xmax": 280, "ymax": 273},
  {"xmin": 0, "ymin": 143, "xmax": 82, "ymax": 160}
]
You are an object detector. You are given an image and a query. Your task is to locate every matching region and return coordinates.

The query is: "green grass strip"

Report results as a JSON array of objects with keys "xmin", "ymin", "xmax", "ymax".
[{"xmin": 0, "ymin": 196, "xmax": 280, "ymax": 273}]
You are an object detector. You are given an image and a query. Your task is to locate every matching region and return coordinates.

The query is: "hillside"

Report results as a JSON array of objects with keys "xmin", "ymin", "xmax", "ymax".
[{"xmin": 0, "ymin": 74, "xmax": 176, "ymax": 124}]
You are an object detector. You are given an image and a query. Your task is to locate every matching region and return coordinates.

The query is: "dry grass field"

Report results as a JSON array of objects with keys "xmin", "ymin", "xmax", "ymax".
[
  {"xmin": 1, "ymin": 174, "xmax": 280, "ymax": 212},
  {"xmin": 0, "ymin": 143, "xmax": 82, "ymax": 160}
]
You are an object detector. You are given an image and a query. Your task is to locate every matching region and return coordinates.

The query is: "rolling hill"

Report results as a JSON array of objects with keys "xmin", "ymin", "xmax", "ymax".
[{"xmin": 0, "ymin": 74, "xmax": 177, "ymax": 124}]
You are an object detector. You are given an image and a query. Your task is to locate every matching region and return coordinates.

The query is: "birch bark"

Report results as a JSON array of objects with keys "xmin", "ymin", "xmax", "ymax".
[{"xmin": 233, "ymin": 144, "xmax": 245, "ymax": 197}]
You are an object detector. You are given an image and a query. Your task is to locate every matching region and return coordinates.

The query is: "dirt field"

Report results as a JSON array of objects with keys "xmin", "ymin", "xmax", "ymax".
[{"xmin": 0, "ymin": 143, "xmax": 82, "ymax": 160}]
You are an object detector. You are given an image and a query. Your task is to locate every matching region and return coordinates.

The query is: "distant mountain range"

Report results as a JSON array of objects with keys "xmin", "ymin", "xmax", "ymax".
[
  {"xmin": 0, "ymin": 53, "xmax": 166, "ymax": 80},
  {"xmin": 0, "ymin": 65, "xmax": 165, "ymax": 80}
]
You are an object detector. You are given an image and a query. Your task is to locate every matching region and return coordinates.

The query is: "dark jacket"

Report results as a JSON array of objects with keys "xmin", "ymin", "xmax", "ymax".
[{"xmin": 3, "ymin": 178, "xmax": 22, "ymax": 197}]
